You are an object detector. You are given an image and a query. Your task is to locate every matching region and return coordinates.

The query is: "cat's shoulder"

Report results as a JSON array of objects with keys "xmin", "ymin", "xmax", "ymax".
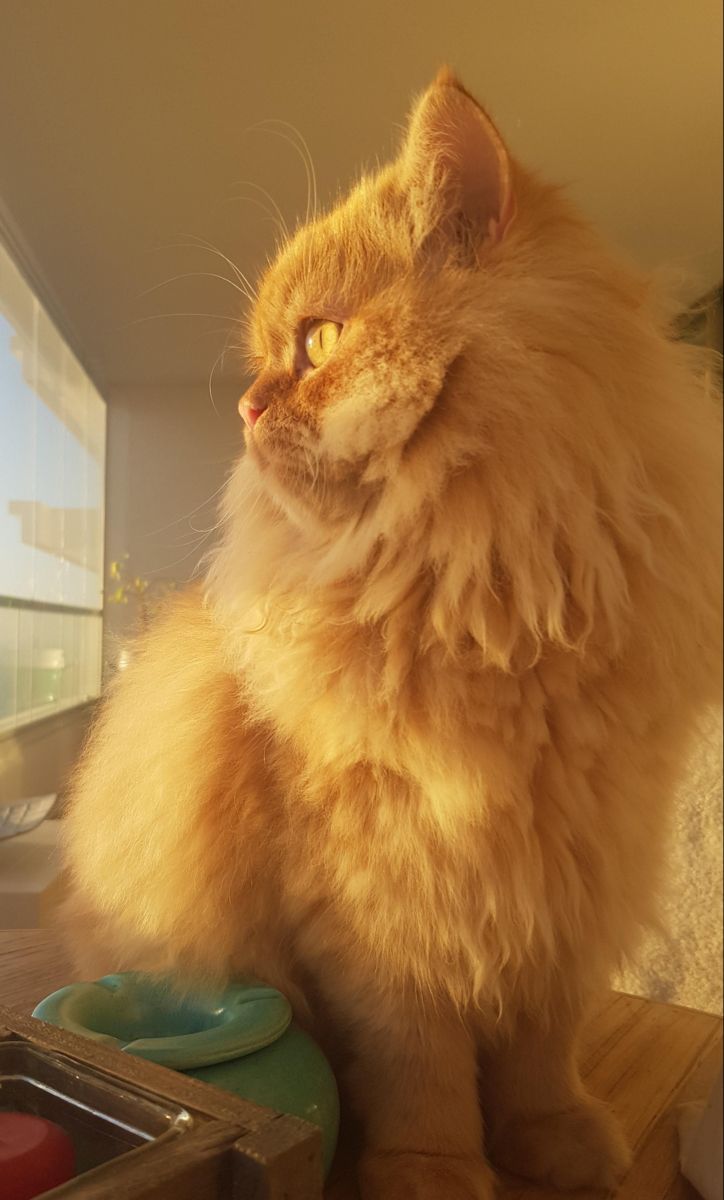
[{"xmin": 114, "ymin": 583, "xmax": 230, "ymax": 695}]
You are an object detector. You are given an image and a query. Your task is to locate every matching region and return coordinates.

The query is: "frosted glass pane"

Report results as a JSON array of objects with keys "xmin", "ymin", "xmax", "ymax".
[
  {"xmin": 0, "ymin": 239, "xmax": 105, "ymax": 612},
  {"xmin": 0, "ymin": 603, "xmax": 102, "ymax": 733},
  {"xmin": 59, "ymin": 347, "xmax": 101, "ymax": 608},
  {"xmin": 31, "ymin": 608, "xmax": 63, "ymax": 708},
  {"xmin": 87, "ymin": 386, "xmax": 106, "ymax": 610},
  {"xmin": 15, "ymin": 606, "xmax": 33, "ymax": 720},
  {"xmin": 34, "ymin": 308, "xmax": 65, "ymax": 604},
  {"xmin": 1, "ymin": 233, "xmax": 106, "ymax": 732},
  {"xmin": 0, "ymin": 243, "xmax": 38, "ymax": 604},
  {"xmin": 0, "ymin": 605, "xmax": 19, "ymax": 722},
  {"xmin": 78, "ymin": 608, "xmax": 103, "ymax": 696}
]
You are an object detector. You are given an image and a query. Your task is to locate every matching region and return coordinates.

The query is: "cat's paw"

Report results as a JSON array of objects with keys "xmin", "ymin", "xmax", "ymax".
[
  {"xmin": 359, "ymin": 1150, "xmax": 495, "ymax": 1200},
  {"xmin": 489, "ymin": 1099, "xmax": 631, "ymax": 1192}
]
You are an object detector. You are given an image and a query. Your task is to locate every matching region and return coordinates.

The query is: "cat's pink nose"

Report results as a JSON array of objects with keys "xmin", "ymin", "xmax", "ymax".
[{"xmin": 239, "ymin": 394, "xmax": 267, "ymax": 429}]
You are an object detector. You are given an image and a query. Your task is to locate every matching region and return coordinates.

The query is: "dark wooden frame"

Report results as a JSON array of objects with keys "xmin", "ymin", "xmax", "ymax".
[{"xmin": 0, "ymin": 1007, "xmax": 323, "ymax": 1199}]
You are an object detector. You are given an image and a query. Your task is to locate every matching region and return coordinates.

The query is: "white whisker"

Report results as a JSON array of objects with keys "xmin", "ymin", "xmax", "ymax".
[
  {"xmin": 152, "ymin": 239, "xmax": 257, "ymax": 304},
  {"xmin": 143, "ymin": 477, "xmax": 232, "ymax": 539},
  {"xmin": 251, "ymin": 119, "xmax": 318, "ymax": 227},
  {"xmin": 207, "ymin": 325, "xmax": 241, "ymax": 419},
  {"xmin": 139, "ymin": 270, "xmax": 252, "ymax": 303},
  {"xmin": 122, "ymin": 312, "xmax": 243, "ymax": 328},
  {"xmin": 145, "ymin": 536, "xmax": 214, "ymax": 575},
  {"xmin": 182, "ymin": 233, "xmax": 259, "ymax": 300},
  {"xmin": 227, "ymin": 178, "xmax": 290, "ymax": 241}
]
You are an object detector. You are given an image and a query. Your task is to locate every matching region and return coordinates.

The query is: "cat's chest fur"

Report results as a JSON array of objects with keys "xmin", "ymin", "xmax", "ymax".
[
  {"xmin": 229, "ymin": 611, "xmax": 579, "ymax": 1002},
  {"xmin": 232, "ymin": 604, "xmax": 553, "ymax": 782},
  {"xmin": 282, "ymin": 756, "xmax": 556, "ymax": 1008}
]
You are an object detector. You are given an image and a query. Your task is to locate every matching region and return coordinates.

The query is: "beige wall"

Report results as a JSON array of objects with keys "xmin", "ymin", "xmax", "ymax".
[{"xmin": 104, "ymin": 380, "xmax": 242, "ymax": 645}]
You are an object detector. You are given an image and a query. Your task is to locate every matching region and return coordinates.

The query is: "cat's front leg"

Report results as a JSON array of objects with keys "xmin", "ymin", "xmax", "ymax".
[
  {"xmin": 480, "ymin": 1002, "xmax": 631, "ymax": 1192},
  {"xmin": 331, "ymin": 984, "xmax": 493, "ymax": 1200}
]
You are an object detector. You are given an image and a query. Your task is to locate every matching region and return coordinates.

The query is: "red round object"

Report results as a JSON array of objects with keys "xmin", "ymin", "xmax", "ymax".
[{"xmin": 0, "ymin": 1112, "xmax": 75, "ymax": 1200}]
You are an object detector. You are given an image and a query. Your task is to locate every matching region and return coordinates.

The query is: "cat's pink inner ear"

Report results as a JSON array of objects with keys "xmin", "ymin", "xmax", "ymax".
[{"xmin": 403, "ymin": 73, "xmax": 515, "ymax": 248}]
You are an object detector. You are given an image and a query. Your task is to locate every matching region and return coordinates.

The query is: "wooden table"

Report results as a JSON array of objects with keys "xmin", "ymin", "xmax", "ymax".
[{"xmin": 1, "ymin": 930, "xmax": 720, "ymax": 1200}]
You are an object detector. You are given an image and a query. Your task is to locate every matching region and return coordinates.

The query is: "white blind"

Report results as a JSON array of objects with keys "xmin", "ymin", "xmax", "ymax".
[{"xmin": 0, "ymin": 238, "xmax": 105, "ymax": 732}]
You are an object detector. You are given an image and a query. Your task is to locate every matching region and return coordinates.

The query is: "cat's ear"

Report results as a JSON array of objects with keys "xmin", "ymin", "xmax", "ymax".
[{"xmin": 401, "ymin": 67, "xmax": 515, "ymax": 258}]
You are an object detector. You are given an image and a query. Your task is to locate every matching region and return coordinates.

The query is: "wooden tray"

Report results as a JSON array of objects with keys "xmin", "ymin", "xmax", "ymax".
[{"xmin": 0, "ymin": 1006, "xmax": 323, "ymax": 1199}]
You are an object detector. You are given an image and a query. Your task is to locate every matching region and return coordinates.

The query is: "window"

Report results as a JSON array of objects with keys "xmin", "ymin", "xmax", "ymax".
[{"xmin": 0, "ymin": 237, "xmax": 105, "ymax": 734}]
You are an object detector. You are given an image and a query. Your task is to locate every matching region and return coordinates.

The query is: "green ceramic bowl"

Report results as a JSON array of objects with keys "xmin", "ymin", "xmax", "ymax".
[{"xmin": 33, "ymin": 973, "xmax": 339, "ymax": 1173}]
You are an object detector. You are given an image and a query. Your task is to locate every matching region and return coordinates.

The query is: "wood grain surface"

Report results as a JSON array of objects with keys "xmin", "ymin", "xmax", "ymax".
[{"xmin": 1, "ymin": 929, "xmax": 720, "ymax": 1199}]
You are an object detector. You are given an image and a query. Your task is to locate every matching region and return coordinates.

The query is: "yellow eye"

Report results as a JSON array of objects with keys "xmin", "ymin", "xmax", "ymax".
[{"xmin": 304, "ymin": 319, "xmax": 342, "ymax": 369}]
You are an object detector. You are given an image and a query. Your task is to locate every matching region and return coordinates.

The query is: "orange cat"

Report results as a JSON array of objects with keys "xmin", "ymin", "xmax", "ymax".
[{"xmin": 63, "ymin": 70, "xmax": 722, "ymax": 1198}]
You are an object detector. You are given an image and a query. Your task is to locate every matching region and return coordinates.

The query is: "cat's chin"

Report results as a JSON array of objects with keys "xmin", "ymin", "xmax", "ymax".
[
  {"xmin": 243, "ymin": 429, "xmax": 268, "ymax": 469},
  {"xmin": 241, "ymin": 441, "xmax": 329, "ymax": 538},
  {"xmin": 246, "ymin": 434, "xmax": 380, "ymax": 542}
]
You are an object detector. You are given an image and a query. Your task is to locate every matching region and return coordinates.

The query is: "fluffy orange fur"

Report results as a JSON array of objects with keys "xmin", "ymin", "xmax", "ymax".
[{"xmin": 63, "ymin": 70, "xmax": 722, "ymax": 1198}]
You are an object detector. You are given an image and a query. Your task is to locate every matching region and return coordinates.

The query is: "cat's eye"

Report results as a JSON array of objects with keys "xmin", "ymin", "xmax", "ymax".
[{"xmin": 304, "ymin": 319, "xmax": 342, "ymax": 369}]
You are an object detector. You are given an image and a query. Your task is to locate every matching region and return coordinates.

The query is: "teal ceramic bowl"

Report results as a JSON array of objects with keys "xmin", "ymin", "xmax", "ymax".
[{"xmin": 33, "ymin": 973, "xmax": 339, "ymax": 1173}]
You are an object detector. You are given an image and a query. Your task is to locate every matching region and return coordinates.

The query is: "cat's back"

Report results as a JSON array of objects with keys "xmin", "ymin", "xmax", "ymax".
[
  {"xmin": 80, "ymin": 586, "xmax": 235, "ymax": 768},
  {"xmin": 63, "ymin": 588, "xmax": 250, "ymax": 944}
]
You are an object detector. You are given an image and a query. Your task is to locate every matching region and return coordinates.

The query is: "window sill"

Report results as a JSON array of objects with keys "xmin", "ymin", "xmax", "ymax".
[
  {"xmin": 0, "ymin": 818, "xmax": 63, "ymax": 928},
  {"xmin": 0, "ymin": 697, "xmax": 99, "ymax": 742}
]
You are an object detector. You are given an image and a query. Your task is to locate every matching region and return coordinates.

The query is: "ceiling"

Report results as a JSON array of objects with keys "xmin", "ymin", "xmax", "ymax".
[{"xmin": 0, "ymin": 0, "xmax": 721, "ymax": 399}]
